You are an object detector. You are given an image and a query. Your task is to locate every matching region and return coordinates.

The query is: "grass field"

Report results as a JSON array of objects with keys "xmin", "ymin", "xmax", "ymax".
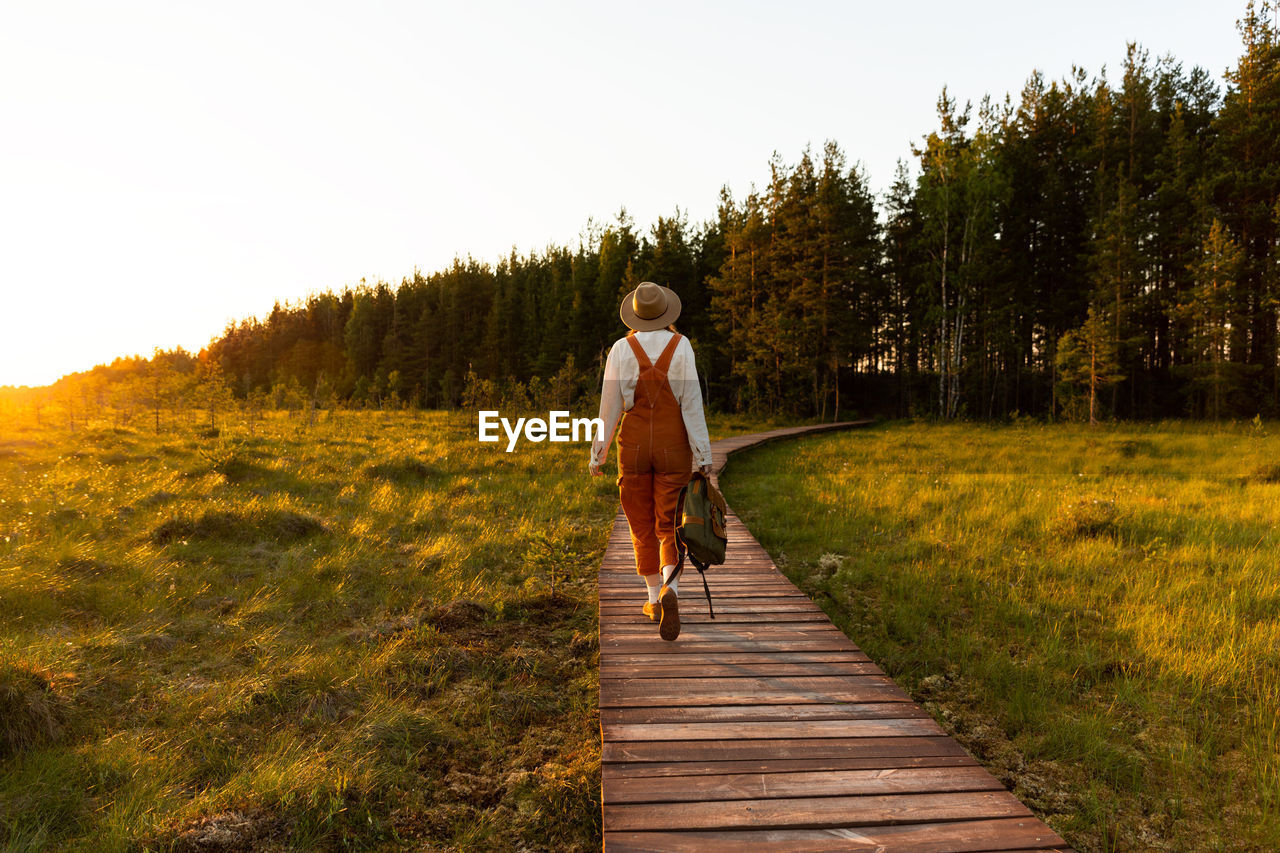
[
  {"xmin": 0, "ymin": 410, "xmax": 625, "ymax": 851},
  {"xmin": 720, "ymin": 420, "xmax": 1280, "ymax": 853},
  {"xmin": 0, "ymin": 408, "xmax": 791, "ymax": 851}
]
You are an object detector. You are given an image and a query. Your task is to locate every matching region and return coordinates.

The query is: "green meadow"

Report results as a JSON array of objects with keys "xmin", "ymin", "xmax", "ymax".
[
  {"xmin": 0, "ymin": 411, "xmax": 620, "ymax": 851},
  {"xmin": 7, "ymin": 413, "xmax": 1278, "ymax": 852},
  {"xmin": 722, "ymin": 421, "xmax": 1280, "ymax": 853},
  {"xmin": 0, "ymin": 409, "xmax": 785, "ymax": 851}
]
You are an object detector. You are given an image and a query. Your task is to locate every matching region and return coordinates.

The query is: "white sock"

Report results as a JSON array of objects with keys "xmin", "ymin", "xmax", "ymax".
[
  {"xmin": 661, "ymin": 564, "xmax": 679, "ymax": 594},
  {"xmin": 644, "ymin": 574, "xmax": 661, "ymax": 604}
]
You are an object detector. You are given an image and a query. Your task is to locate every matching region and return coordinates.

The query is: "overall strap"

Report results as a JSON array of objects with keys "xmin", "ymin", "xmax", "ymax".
[
  {"xmin": 624, "ymin": 332, "xmax": 653, "ymax": 369},
  {"xmin": 654, "ymin": 333, "xmax": 683, "ymax": 375}
]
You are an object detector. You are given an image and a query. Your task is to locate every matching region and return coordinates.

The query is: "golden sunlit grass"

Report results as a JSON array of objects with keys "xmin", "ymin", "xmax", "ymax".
[
  {"xmin": 722, "ymin": 420, "xmax": 1280, "ymax": 853},
  {"xmin": 0, "ymin": 410, "xmax": 617, "ymax": 851},
  {"xmin": 0, "ymin": 406, "xmax": 786, "ymax": 851}
]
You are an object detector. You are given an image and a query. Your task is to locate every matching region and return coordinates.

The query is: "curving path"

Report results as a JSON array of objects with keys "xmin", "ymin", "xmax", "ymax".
[{"xmin": 598, "ymin": 422, "xmax": 1074, "ymax": 852}]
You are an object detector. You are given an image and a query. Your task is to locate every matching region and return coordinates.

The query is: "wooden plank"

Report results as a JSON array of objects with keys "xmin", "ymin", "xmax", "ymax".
[
  {"xmin": 602, "ymin": 620, "xmax": 844, "ymax": 633},
  {"xmin": 599, "ymin": 661, "xmax": 884, "ymax": 678},
  {"xmin": 604, "ymin": 718, "xmax": 946, "ymax": 742},
  {"xmin": 599, "ymin": 639, "xmax": 865, "ymax": 655},
  {"xmin": 602, "ymin": 736, "xmax": 970, "ymax": 764},
  {"xmin": 604, "ymin": 754, "xmax": 980, "ymax": 780},
  {"xmin": 604, "ymin": 766, "xmax": 1005, "ymax": 804},
  {"xmin": 603, "ymin": 790, "xmax": 1033, "ymax": 832},
  {"xmin": 599, "ymin": 651, "xmax": 871, "ymax": 665},
  {"xmin": 598, "ymin": 590, "xmax": 810, "ymax": 601},
  {"xmin": 602, "ymin": 579, "xmax": 794, "ymax": 584},
  {"xmin": 600, "ymin": 612, "xmax": 832, "ymax": 624},
  {"xmin": 601, "ymin": 703, "xmax": 931, "ymax": 725},
  {"xmin": 604, "ymin": 816, "xmax": 1072, "ymax": 852},
  {"xmin": 600, "ymin": 627, "xmax": 851, "ymax": 640},
  {"xmin": 601, "ymin": 627, "xmax": 852, "ymax": 642},
  {"xmin": 601, "ymin": 617, "xmax": 849, "ymax": 630},
  {"xmin": 601, "ymin": 571, "xmax": 795, "ymax": 579},
  {"xmin": 599, "ymin": 590, "xmax": 810, "ymax": 599},
  {"xmin": 600, "ymin": 676, "xmax": 907, "ymax": 707},
  {"xmin": 599, "ymin": 603, "xmax": 824, "ymax": 613}
]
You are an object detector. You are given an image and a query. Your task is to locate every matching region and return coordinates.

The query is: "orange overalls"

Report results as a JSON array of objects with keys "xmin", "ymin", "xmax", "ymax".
[{"xmin": 618, "ymin": 332, "xmax": 693, "ymax": 577}]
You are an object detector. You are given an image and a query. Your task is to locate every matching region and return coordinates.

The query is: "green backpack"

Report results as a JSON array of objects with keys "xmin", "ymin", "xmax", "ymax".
[{"xmin": 674, "ymin": 472, "xmax": 728, "ymax": 618}]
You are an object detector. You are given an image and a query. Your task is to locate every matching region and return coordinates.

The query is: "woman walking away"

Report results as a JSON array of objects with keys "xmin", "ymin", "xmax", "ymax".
[{"xmin": 590, "ymin": 282, "xmax": 712, "ymax": 641}]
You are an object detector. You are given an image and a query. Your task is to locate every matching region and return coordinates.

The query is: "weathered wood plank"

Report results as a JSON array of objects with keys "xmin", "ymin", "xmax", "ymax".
[
  {"xmin": 601, "ymin": 621, "xmax": 846, "ymax": 635},
  {"xmin": 601, "ymin": 702, "xmax": 930, "ymax": 725},
  {"xmin": 600, "ymin": 675, "xmax": 908, "ymax": 707},
  {"xmin": 600, "ymin": 612, "xmax": 833, "ymax": 624},
  {"xmin": 598, "ymin": 591, "xmax": 810, "ymax": 601},
  {"xmin": 599, "ymin": 601, "xmax": 819, "ymax": 607},
  {"xmin": 603, "ymin": 754, "xmax": 980, "ymax": 779},
  {"xmin": 604, "ymin": 766, "xmax": 1004, "ymax": 804},
  {"xmin": 600, "ymin": 623, "xmax": 847, "ymax": 636},
  {"xmin": 604, "ymin": 816, "xmax": 1073, "ymax": 852},
  {"xmin": 602, "ymin": 736, "xmax": 970, "ymax": 764},
  {"xmin": 603, "ymin": 790, "xmax": 1033, "ymax": 832},
  {"xmin": 604, "ymin": 718, "xmax": 945, "ymax": 743},
  {"xmin": 599, "ymin": 639, "xmax": 866, "ymax": 655},
  {"xmin": 599, "ymin": 661, "xmax": 884, "ymax": 678},
  {"xmin": 599, "ymin": 651, "xmax": 871, "ymax": 665}
]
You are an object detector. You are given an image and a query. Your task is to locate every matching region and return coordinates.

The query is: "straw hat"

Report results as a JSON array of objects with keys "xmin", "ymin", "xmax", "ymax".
[{"xmin": 620, "ymin": 281, "xmax": 682, "ymax": 331}]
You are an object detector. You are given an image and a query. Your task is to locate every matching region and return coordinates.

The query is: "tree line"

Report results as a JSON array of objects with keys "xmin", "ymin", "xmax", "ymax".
[{"xmin": 9, "ymin": 2, "xmax": 1280, "ymax": 426}]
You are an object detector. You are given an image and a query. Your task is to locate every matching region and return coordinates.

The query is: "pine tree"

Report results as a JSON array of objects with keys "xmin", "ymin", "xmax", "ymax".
[
  {"xmin": 1174, "ymin": 218, "xmax": 1250, "ymax": 418},
  {"xmin": 1057, "ymin": 305, "xmax": 1124, "ymax": 424},
  {"xmin": 195, "ymin": 356, "xmax": 236, "ymax": 430}
]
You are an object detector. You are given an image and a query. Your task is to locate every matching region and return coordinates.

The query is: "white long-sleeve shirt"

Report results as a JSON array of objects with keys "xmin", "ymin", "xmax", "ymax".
[{"xmin": 591, "ymin": 330, "xmax": 713, "ymax": 468}]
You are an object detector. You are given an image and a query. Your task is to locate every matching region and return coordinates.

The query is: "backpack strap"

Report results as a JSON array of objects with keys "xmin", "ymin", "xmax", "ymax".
[
  {"xmin": 674, "ymin": 478, "xmax": 716, "ymax": 620},
  {"xmin": 624, "ymin": 332, "xmax": 653, "ymax": 369},
  {"xmin": 654, "ymin": 333, "xmax": 682, "ymax": 375},
  {"xmin": 674, "ymin": 538, "xmax": 715, "ymax": 620}
]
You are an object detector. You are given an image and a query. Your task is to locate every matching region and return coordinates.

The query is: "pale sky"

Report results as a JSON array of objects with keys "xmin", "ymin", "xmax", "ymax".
[{"xmin": 0, "ymin": 1, "xmax": 1248, "ymax": 387}]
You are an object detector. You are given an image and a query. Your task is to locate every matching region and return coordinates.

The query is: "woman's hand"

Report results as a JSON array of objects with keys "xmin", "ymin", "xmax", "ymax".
[
  {"xmin": 589, "ymin": 461, "xmax": 602, "ymax": 477},
  {"xmin": 699, "ymin": 463, "xmax": 713, "ymax": 476}
]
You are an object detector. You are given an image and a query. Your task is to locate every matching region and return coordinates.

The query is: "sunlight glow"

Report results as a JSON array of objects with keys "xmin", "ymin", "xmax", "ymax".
[{"xmin": 0, "ymin": 0, "xmax": 1243, "ymax": 387}]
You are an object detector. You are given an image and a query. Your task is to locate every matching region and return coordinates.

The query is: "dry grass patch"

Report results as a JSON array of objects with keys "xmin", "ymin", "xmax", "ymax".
[{"xmin": 0, "ymin": 660, "xmax": 69, "ymax": 759}]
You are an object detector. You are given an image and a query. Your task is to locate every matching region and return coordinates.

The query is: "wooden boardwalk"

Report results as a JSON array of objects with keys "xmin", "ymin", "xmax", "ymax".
[{"xmin": 598, "ymin": 423, "xmax": 1074, "ymax": 852}]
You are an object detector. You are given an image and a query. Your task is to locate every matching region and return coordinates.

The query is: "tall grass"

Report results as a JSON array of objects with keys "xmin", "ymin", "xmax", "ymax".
[
  {"xmin": 722, "ymin": 420, "xmax": 1280, "ymax": 852},
  {"xmin": 0, "ymin": 410, "xmax": 616, "ymax": 850}
]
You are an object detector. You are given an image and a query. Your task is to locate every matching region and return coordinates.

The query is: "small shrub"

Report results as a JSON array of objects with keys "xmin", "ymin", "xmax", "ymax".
[
  {"xmin": 817, "ymin": 553, "xmax": 845, "ymax": 573},
  {"xmin": 1053, "ymin": 498, "xmax": 1123, "ymax": 538},
  {"xmin": 297, "ymin": 687, "xmax": 360, "ymax": 724},
  {"xmin": 382, "ymin": 646, "xmax": 472, "ymax": 699},
  {"xmin": 510, "ymin": 753, "xmax": 601, "ymax": 847},
  {"xmin": 1114, "ymin": 439, "xmax": 1157, "ymax": 458},
  {"xmin": 429, "ymin": 599, "xmax": 491, "ymax": 631},
  {"xmin": 213, "ymin": 456, "xmax": 264, "ymax": 483},
  {"xmin": 363, "ymin": 456, "xmax": 435, "ymax": 485},
  {"xmin": 0, "ymin": 661, "xmax": 66, "ymax": 759},
  {"xmin": 495, "ymin": 687, "xmax": 558, "ymax": 727},
  {"xmin": 195, "ymin": 442, "xmax": 266, "ymax": 483},
  {"xmin": 152, "ymin": 510, "xmax": 327, "ymax": 544},
  {"xmin": 1245, "ymin": 463, "xmax": 1280, "ymax": 484},
  {"xmin": 360, "ymin": 709, "xmax": 455, "ymax": 755}
]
